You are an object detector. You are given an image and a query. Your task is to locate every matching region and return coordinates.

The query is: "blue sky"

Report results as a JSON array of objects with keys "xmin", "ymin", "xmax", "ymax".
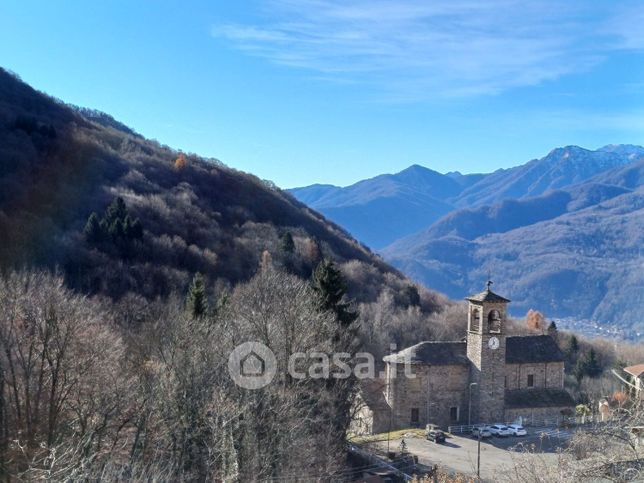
[{"xmin": 1, "ymin": 0, "xmax": 644, "ymax": 188}]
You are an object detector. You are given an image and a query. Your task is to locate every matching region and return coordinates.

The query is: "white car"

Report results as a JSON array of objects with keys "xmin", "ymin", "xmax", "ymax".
[
  {"xmin": 471, "ymin": 426, "xmax": 492, "ymax": 438},
  {"xmin": 489, "ymin": 424, "xmax": 512, "ymax": 437},
  {"xmin": 507, "ymin": 424, "xmax": 527, "ymax": 436}
]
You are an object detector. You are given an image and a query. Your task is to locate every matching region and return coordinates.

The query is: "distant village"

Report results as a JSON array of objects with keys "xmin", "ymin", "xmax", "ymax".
[{"xmin": 555, "ymin": 317, "xmax": 642, "ymax": 341}]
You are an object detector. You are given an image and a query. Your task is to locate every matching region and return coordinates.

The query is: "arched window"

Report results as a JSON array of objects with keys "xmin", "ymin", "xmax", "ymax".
[
  {"xmin": 470, "ymin": 308, "xmax": 480, "ymax": 332},
  {"xmin": 488, "ymin": 310, "xmax": 502, "ymax": 333}
]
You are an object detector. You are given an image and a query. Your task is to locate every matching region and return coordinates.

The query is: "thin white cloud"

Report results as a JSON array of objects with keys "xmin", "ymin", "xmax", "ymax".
[
  {"xmin": 212, "ymin": 0, "xmax": 640, "ymax": 99},
  {"xmin": 602, "ymin": 2, "xmax": 644, "ymax": 50}
]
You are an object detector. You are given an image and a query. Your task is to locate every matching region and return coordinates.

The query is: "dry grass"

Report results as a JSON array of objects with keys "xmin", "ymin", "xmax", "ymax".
[{"xmin": 348, "ymin": 428, "xmax": 427, "ymax": 444}]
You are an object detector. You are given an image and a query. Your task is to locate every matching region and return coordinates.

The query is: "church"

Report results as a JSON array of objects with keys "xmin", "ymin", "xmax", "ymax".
[{"xmin": 354, "ymin": 283, "xmax": 575, "ymax": 434}]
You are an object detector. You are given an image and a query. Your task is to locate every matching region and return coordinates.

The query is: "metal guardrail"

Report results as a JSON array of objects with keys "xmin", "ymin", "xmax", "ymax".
[
  {"xmin": 447, "ymin": 424, "xmax": 478, "ymax": 434},
  {"xmin": 448, "ymin": 416, "xmax": 588, "ymax": 434}
]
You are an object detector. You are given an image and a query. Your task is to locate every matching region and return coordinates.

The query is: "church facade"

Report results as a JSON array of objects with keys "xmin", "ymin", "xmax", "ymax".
[{"xmin": 354, "ymin": 284, "xmax": 575, "ymax": 434}]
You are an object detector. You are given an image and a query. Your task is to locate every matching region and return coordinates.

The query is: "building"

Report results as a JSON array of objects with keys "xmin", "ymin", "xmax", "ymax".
[
  {"xmin": 624, "ymin": 364, "xmax": 644, "ymax": 400},
  {"xmin": 357, "ymin": 283, "xmax": 575, "ymax": 433},
  {"xmin": 351, "ymin": 379, "xmax": 391, "ymax": 435}
]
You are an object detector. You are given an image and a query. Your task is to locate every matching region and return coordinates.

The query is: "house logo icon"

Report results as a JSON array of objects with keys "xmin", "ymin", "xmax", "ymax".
[
  {"xmin": 228, "ymin": 341, "xmax": 277, "ymax": 390},
  {"xmin": 241, "ymin": 351, "xmax": 265, "ymax": 377}
]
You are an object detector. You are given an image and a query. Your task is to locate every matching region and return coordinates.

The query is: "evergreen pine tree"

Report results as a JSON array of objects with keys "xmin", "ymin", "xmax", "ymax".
[
  {"xmin": 280, "ymin": 231, "xmax": 295, "ymax": 253},
  {"xmin": 108, "ymin": 218, "xmax": 125, "ymax": 241},
  {"xmin": 99, "ymin": 218, "xmax": 109, "ymax": 236},
  {"xmin": 123, "ymin": 215, "xmax": 134, "ymax": 239},
  {"xmin": 399, "ymin": 284, "xmax": 421, "ymax": 307},
  {"xmin": 568, "ymin": 335, "xmax": 579, "ymax": 355},
  {"xmin": 186, "ymin": 273, "xmax": 208, "ymax": 318},
  {"xmin": 312, "ymin": 259, "xmax": 359, "ymax": 462},
  {"xmin": 130, "ymin": 218, "xmax": 143, "ymax": 239},
  {"xmin": 105, "ymin": 197, "xmax": 128, "ymax": 224},
  {"xmin": 122, "ymin": 215, "xmax": 143, "ymax": 241},
  {"xmin": 312, "ymin": 259, "xmax": 358, "ymax": 327},
  {"xmin": 574, "ymin": 348, "xmax": 603, "ymax": 382},
  {"xmin": 573, "ymin": 358, "xmax": 585, "ymax": 383},
  {"xmin": 585, "ymin": 348, "xmax": 602, "ymax": 378},
  {"xmin": 84, "ymin": 212, "xmax": 103, "ymax": 243},
  {"xmin": 547, "ymin": 320, "xmax": 558, "ymax": 338}
]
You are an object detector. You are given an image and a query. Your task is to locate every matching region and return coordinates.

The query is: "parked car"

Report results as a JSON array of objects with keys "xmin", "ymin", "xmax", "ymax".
[
  {"xmin": 507, "ymin": 424, "xmax": 527, "ymax": 436},
  {"xmin": 426, "ymin": 429, "xmax": 446, "ymax": 443},
  {"xmin": 489, "ymin": 424, "xmax": 512, "ymax": 437},
  {"xmin": 471, "ymin": 426, "xmax": 492, "ymax": 438}
]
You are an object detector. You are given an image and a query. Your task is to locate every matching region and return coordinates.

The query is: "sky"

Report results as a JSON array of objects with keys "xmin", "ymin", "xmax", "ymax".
[{"xmin": 1, "ymin": 0, "xmax": 644, "ymax": 188}]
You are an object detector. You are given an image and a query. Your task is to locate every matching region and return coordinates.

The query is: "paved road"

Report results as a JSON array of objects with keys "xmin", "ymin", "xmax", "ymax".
[{"xmin": 376, "ymin": 429, "xmax": 571, "ymax": 481}]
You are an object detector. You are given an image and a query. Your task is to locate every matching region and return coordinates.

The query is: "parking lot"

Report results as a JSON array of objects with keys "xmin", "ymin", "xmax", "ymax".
[{"xmin": 375, "ymin": 427, "xmax": 574, "ymax": 481}]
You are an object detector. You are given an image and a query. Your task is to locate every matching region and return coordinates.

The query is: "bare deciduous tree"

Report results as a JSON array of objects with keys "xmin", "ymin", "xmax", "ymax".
[{"xmin": 499, "ymin": 400, "xmax": 644, "ymax": 482}]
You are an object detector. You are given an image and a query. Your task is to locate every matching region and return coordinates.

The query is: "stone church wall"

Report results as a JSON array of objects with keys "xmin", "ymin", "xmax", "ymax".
[
  {"xmin": 386, "ymin": 363, "xmax": 470, "ymax": 430},
  {"xmin": 505, "ymin": 362, "xmax": 565, "ymax": 390}
]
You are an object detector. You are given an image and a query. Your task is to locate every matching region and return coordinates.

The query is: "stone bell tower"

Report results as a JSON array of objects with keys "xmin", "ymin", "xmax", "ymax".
[{"xmin": 466, "ymin": 281, "xmax": 510, "ymax": 424}]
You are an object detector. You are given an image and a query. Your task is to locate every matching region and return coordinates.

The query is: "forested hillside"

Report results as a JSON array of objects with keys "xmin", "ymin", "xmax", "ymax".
[
  {"xmin": 0, "ymin": 67, "xmax": 426, "ymax": 302},
  {"xmin": 0, "ymin": 67, "xmax": 460, "ymax": 479}
]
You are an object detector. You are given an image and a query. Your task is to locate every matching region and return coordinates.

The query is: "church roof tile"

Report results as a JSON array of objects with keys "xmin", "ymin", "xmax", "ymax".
[
  {"xmin": 383, "ymin": 341, "xmax": 468, "ymax": 365},
  {"xmin": 505, "ymin": 335, "xmax": 565, "ymax": 364},
  {"xmin": 465, "ymin": 288, "xmax": 511, "ymax": 304},
  {"xmin": 385, "ymin": 335, "xmax": 565, "ymax": 367},
  {"xmin": 505, "ymin": 388, "xmax": 575, "ymax": 409}
]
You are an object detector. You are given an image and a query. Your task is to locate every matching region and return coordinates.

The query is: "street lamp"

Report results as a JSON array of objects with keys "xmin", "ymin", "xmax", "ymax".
[{"xmin": 468, "ymin": 382, "xmax": 478, "ymax": 427}]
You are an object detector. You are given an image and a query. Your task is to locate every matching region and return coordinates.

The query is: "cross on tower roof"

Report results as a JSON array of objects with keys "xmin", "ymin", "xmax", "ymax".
[{"xmin": 466, "ymin": 280, "xmax": 510, "ymax": 303}]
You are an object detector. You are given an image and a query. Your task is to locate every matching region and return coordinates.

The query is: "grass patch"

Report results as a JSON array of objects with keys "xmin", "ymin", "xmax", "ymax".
[{"xmin": 348, "ymin": 428, "xmax": 426, "ymax": 444}]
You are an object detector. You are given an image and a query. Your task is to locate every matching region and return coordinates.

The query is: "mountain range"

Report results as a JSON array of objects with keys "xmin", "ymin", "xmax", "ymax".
[{"xmin": 291, "ymin": 146, "xmax": 644, "ymax": 334}]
